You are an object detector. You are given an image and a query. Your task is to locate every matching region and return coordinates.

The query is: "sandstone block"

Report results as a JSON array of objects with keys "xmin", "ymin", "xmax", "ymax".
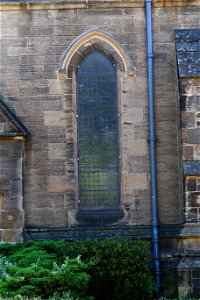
[
  {"xmin": 126, "ymin": 155, "xmax": 149, "ymax": 173},
  {"xmin": 0, "ymin": 209, "xmax": 24, "ymax": 229},
  {"xmin": 48, "ymin": 176, "xmax": 76, "ymax": 193},
  {"xmin": 25, "ymin": 193, "xmax": 64, "ymax": 209},
  {"xmin": 44, "ymin": 111, "xmax": 66, "ymax": 126},
  {"xmin": 64, "ymin": 192, "xmax": 76, "ymax": 210},
  {"xmin": 29, "ymin": 27, "xmax": 54, "ymax": 37},
  {"xmin": 25, "ymin": 208, "xmax": 67, "ymax": 228},
  {"xmin": 133, "ymin": 123, "xmax": 148, "ymax": 139},
  {"xmin": 194, "ymin": 146, "xmax": 200, "ymax": 160},
  {"xmin": 48, "ymin": 143, "xmax": 67, "ymax": 159},
  {"xmin": 122, "ymin": 107, "xmax": 144, "ymax": 124},
  {"xmin": 182, "ymin": 146, "xmax": 194, "ymax": 160},
  {"xmin": 182, "ymin": 128, "xmax": 200, "ymax": 144},
  {"xmin": 123, "ymin": 173, "xmax": 148, "ymax": 190},
  {"xmin": 181, "ymin": 112, "xmax": 196, "ymax": 128},
  {"xmin": 1, "ymin": 229, "xmax": 23, "ymax": 243},
  {"xmin": 50, "ymin": 79, "xmax": 72, "ymax": 95},
  {"xmin": 123, "ymin": 138, "xmax": 147, "ymax": 156}
]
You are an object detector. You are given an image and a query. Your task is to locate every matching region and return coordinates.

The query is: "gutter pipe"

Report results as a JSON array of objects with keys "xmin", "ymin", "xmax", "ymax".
[{"xmin": 145, "ymin": 0, "xmax": 162, "ymax": 297}]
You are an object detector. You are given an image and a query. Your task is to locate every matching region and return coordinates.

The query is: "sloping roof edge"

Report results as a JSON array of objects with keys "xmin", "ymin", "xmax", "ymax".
[{"xmin": 0, "ymin": 96, "xmax": 30, "ymax": 137}]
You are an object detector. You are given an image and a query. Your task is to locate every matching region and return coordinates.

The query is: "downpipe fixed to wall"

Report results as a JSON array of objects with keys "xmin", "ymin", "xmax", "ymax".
[{"xmin": 145, "ymin": 0, "xmax": 162, "ymax": 297}]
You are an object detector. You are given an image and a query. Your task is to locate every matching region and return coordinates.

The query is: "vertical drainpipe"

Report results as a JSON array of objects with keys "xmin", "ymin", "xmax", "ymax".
[{"xmin": 145, "ymin": 0, "xmax": 162, "ymax": 297}]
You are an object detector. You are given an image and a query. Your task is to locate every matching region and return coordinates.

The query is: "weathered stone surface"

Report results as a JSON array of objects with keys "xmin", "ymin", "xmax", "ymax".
[
  {"xmin": 0, "ymin": 209, "xmax": 24, "ymax": 229},
  {"xmin": 123, "ymin": 138, "xmax": 147, "ymax": 156},
  {"xmin": 122, "ymin": 107, "xmax": 144, "ymax": 124},
  {"xmin": 123, "ymin": 173, "xmax": 148, "ymax": 190},
  {"xmin": 182, "ymin": 146, "xmax": 194, "ymax": 160},
  {"xmin": 181, "ymin": 112, "xmax": 196, "ymax": 128},
  {"xmin": 1, "ymin": 229, "xmax": 23, "ymax": 243},
  {"xmin": 175, "ymin": 29, "xmax": 200, "ymax": 40},
  {"xmin": 182, "ymin": 128, "xmax": 200, "ymax": 144},
  {"xmin": 48, "ymin": 143, "xmax": 67, "ymax": 160},
  {"xmin": 177, "ymin": 52, "xmax": 200, "ymax": 65},
  {"xmin": 44, "ymin": 111, "xmax": 67, "ymax": 126},
  {"xmin": 25, "ymin": 208, "xmax": 67, "ymax": 228},
  {"xmin": 182, "ymin": 161, "xmax": 200, "ymax": 176},
  {"xmin": 126, "ymin": 156, "xmax": 149, "ymax": 173},
  {"xmin": 194, "ymin": 146, "xmax": 200, "ymax": 160},
  {"xmin": 180, "ymin": 95, "xmax": 200, "ymax": 112},
  {"xmin": 186, "ymin": 177, "xmax": 197, "ymax": 192},
  {"xmin": 25, "ymin": 193, "xmax": 64, "ymax": 209},
  {"xmin": 0, "ymin": 8, "xmax": 185, "ymax": 234},
  {"xmin": 49, "ymin": 79, "xmax": 72, "ymax": 95},
  {"xmin": 186, "ymin": 192, "xmax": 200, "ymax": 207},
  {"xmin": 48, "ymin": 176, "xmax": 76, "ymax": 193},
  {"xmin": 175, "ymin": 29, "xmax": 200, "ymax": 78},
  {"xmin": 176, "ymin": 41, "xmax": 200, "ymax": 53},
  {"xmin": 0, "ymin": 7, "xmax": 199, "ymax": 298}
]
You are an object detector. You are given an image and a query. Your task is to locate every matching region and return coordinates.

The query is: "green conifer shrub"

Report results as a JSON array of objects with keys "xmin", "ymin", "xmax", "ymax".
[
  {"xmin": 0, "ymin": 253, "xmax": 92, "ymax": 299},
  {"xmin": 0, "ymin": 238, "xmax": 156, "ymax": 300}
]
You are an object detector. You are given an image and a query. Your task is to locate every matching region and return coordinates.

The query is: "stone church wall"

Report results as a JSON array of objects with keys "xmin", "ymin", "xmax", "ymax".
[
  {"xmin": 0, "ymin": 0, "xmax": 199, "ymax": 297},
  {"xmin": 1, "ymin": 2, "xmax": 197, "ymax": 230}
]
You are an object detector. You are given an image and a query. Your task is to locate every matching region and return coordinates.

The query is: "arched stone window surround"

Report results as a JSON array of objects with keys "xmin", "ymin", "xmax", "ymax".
[
  {"xmin": 58, "ymin": 31, "xmax": 134, "ymax": 225},
  {"xmin": 58, "ymin": 30, "xmax": 134, "ymax": 79}
]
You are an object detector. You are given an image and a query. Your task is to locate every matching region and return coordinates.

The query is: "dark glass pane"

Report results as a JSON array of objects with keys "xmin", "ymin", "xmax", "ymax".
[{"xmin": 77, "ymin": 51, "xmax": 120, "ymax": 209}]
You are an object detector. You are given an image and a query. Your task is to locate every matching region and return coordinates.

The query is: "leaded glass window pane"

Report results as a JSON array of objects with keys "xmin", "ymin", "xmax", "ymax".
[{"xmin": 77, "ymin": 51, "xmax": 120, "ymax": 209}]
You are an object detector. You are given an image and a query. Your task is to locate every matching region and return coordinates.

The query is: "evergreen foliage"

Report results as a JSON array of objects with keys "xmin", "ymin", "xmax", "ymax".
[{"xmin": 0, "ymin": 238, "xmax": 156, "ymax": 300}]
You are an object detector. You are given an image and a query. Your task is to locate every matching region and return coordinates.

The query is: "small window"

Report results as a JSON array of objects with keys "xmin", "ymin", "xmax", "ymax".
[{"xmin": 77, "ymin": 51, "xmax": 120, "ymax": 210}]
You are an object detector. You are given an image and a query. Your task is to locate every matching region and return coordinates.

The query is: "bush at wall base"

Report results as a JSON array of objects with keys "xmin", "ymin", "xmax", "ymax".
[{"xmin": 0, "ymin": 238, "xmax": 157, "ymax": 300}]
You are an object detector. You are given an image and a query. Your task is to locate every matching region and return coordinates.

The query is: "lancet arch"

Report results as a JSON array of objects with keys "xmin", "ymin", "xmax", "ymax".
[{"xmin": 58, "ymin": 30, "xmax": 134, "ymax": 79}]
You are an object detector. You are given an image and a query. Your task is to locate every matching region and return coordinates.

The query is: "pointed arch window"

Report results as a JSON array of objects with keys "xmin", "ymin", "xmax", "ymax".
[{"xmin": 77, "ymin": 51, "xmax": 120, "ymax": 210}]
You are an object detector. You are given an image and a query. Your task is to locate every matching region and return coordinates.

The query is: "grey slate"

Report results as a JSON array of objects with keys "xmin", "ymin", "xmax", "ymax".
[
  {"xmin": 175, "ymin": 29, "xmax": 200, "ymax": 78},
  {"xmin": 182, "ymin": 161, "xmax": 200, "ymax": 176}
]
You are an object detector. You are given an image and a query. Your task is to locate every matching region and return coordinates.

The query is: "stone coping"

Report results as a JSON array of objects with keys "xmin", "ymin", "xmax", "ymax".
[{"xmin": 0, "ymin": 0, "xmax": 198, "ymax": 10}]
